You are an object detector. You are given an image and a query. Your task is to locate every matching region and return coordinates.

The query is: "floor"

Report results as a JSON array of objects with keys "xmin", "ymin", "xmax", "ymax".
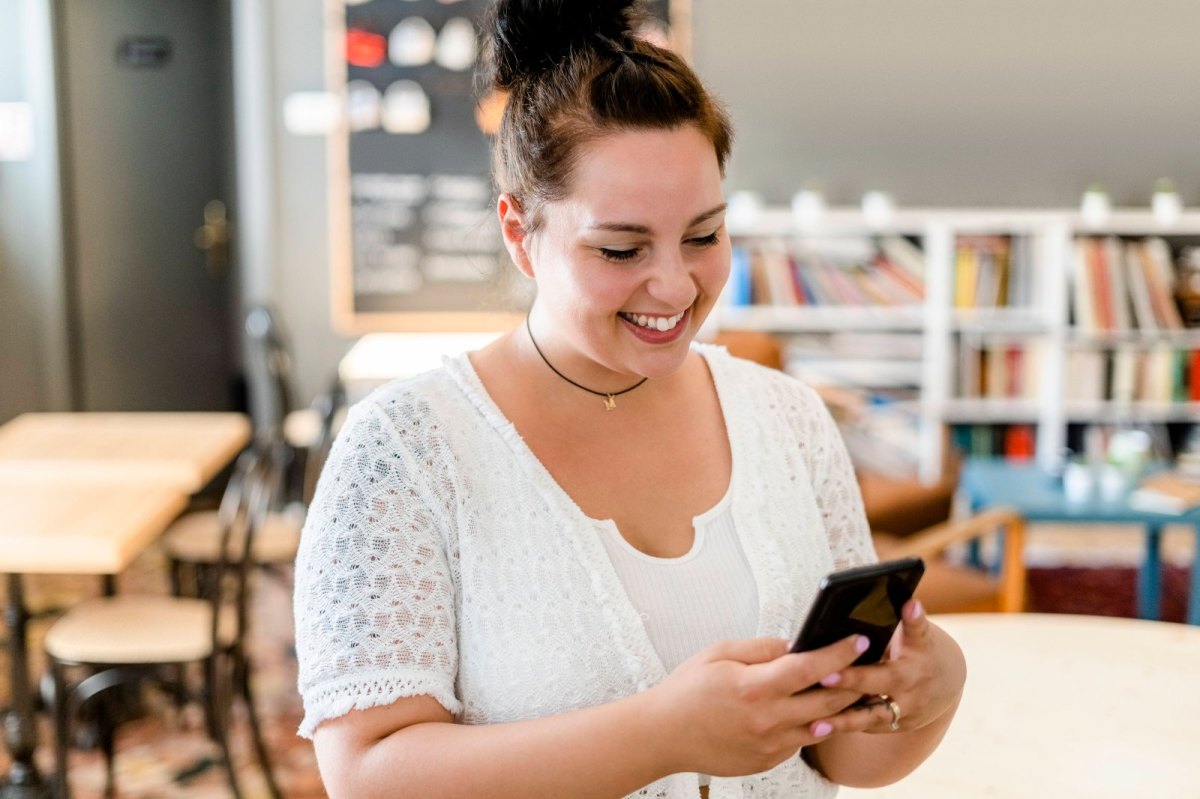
[
  {"xmin": 1, "ymin": 520, "xmax": 1196, "ymax": 797},
  {"xmin": 0, "ymin": 545, "xmax": 321, "ymax": 799}
]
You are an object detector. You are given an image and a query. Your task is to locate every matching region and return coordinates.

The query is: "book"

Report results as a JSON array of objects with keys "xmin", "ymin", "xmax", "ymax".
[
  {"xmin": 728, "ymin": 246, "xmax": 753, "ymax": 306},
  {"xmin": 1140, "ymin": 239, "xmax": 1184, "ymax": 330},
  {"xmin": 762, "ymin": 248, "xmax": 798, "ymax": 305},
  {"xmin": 1006, "ymin": 235, "xmax": 1032, "ymax": 308},
  {"xmin": 1129, "ymin": 471, "xmax": 1200, "ymax": 514},
  {"xmin": 878, "ymin": 237, "xmax": 926, "ymax": 284},
  {"xmin": 875, "ymin": 253, "xmax": 924, "ymax": 300},
  {"xmin": 1071, "ymin": 239, "xmax": 1096, "ymax": 331},
  {"xmin": 1103, "ymin": 237, "xmax": 1131, "ymax": 331},
  {"xmin": 1089, "ymin": 238, "xmax": 1114, "ymax": 330},
  {"xmin": 1003, "ymin": 424, "xmax": 1036, "ymax": 460},
  {"xmin": 958, "ymin": 334, "xmax": 982, "ymax": 398},
  {"xmin": 1124, "ymin": 240, "xmax": 1158, "ymax": 332},
  {"xmin": 955, "ymin": 245, "xmax": 978, "ymax": 309},
  {"xmin": 1190, "ymin": 349, "xmax": 1200, "ymax": 403},
  {"xmin": 1110, "ymin": 343, "xmax": 1137, "ymax": 404}
]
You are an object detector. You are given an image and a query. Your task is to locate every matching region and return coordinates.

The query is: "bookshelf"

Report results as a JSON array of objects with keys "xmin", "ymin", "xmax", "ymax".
[{"xmin": 720, "ymin": 207, "xmax": 1200, "ymax": 484}]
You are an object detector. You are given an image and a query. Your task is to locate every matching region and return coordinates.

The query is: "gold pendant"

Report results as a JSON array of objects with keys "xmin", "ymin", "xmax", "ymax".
[{"xmin": 604, "ymin": 394, "xmax": 616, "ymax": 411}]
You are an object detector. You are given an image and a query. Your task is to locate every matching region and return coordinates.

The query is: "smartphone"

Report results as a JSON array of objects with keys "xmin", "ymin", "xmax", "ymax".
[{"xmin": 789, "ymin": 557, "xmax": 925, "ymax": 666}]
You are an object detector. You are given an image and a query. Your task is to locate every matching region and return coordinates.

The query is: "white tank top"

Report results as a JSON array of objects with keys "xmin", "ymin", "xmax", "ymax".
[{"xmin": 596, "ymin": 486, "xmax": 759, "ymax": 674}]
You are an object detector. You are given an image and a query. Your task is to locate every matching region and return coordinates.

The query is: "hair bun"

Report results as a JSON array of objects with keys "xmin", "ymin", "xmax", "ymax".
[{"xmin": 483, "ymin": 0, "xmax": 644, "ymax": 89}]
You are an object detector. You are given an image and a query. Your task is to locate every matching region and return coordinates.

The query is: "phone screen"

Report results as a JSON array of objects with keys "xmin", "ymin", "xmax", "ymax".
[{"xmin": 788, "ymin": 557, "xmax": 925, "ymax": 665}]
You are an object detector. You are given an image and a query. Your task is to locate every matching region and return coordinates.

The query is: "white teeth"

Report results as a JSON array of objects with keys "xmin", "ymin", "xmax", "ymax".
[{"xmin": 621, "ymin": 310, "xmax": 686, "ymax": 331}]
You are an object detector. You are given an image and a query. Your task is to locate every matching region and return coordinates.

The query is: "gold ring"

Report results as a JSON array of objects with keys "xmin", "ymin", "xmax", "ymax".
[{"xmin": 878, "ymin": 693, "xmax": 902, "ymax": 732}]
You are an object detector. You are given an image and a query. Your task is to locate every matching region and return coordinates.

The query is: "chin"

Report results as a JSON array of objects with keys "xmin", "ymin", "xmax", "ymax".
[{"xmin": 635, "ymin": 342, "xmax": 695, "ymax": 380}]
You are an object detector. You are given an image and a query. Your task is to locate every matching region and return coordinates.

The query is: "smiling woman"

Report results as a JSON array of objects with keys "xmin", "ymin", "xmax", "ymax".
[{"xmin": 293, "ymin": 2, "xmax": 966, "ymax": 798}]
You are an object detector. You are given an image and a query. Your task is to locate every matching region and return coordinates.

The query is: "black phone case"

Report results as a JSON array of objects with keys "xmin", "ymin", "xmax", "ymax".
[{"xmin": 788, "ymin": 557, "xmax": 925, "ymax": 665}]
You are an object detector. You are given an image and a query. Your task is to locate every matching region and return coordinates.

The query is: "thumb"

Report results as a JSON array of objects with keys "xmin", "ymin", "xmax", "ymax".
[
  {"xmin": 894, "ymin": 599, "xmax": 928, "ymax": 656},
  {"xmin": 707, "ymin": 637, "xmax": 789, "ymax": 665}
]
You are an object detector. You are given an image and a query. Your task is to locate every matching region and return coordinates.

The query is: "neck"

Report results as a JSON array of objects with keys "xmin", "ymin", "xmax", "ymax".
[{"xmin": 523, "ymin": 316, "xmax": 649, "ymax": 408}]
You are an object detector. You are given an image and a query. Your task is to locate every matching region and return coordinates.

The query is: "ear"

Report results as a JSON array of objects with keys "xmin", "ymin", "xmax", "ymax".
[{"xmin": 497, "ymin": 193, "xmax": 535, "ymax": 279}]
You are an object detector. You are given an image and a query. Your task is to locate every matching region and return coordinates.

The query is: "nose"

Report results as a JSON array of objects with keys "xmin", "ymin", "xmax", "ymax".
[{"xmin": 645, "ymin": 249, "xmax": 696, "ymax": 309}]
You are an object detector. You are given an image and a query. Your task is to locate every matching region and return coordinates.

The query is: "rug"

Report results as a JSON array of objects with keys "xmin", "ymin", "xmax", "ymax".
[{"xmin": 1026, "ymin": 564, "xmax": 1191, "ymax": 623}]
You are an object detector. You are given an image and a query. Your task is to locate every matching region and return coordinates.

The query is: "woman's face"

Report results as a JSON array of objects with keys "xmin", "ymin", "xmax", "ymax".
[{"xmin": 513, "ymin": 125, "xmax": 730, "ymax": 386}]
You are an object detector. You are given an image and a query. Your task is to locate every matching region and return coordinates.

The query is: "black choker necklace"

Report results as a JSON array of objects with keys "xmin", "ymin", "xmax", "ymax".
[{"xmin": 525, "ymin": 316, "xmax": 648, "ymax": 411}]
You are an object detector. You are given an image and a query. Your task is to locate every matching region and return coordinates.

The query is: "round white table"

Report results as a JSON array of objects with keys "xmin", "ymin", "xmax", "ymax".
[{"xmin": 841, "ymin": 613, "xmax": 1200, "ymax": 799}]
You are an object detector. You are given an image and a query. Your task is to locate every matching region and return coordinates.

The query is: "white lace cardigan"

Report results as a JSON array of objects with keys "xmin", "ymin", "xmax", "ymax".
[{"xmin": 293, "ymin": 344, "xmax": 876, "ymax": 798}]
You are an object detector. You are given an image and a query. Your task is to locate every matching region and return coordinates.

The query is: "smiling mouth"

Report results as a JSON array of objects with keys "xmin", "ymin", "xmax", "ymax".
[{"xmin": 618, "ymin": 309, "xmax": 687, "ymax": 332}]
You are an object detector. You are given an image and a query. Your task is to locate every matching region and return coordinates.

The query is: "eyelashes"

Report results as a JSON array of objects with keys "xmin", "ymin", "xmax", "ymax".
[{"xmin": 597, "ymin": 231, "xmax": 721, "ymax": 263}]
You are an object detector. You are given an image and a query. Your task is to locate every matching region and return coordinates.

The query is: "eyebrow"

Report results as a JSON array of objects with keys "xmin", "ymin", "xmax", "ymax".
[{"xmin": 587, "ymin": 203, "xmax": 728, "ymax": 234}]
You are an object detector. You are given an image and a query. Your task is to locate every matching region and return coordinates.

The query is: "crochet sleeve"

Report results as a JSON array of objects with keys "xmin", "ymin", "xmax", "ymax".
[{"xmin": 293, "ymin": 398, "xmax": 462, "ymax": 738}]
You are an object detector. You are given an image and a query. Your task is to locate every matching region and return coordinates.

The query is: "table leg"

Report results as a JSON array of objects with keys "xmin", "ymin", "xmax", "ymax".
[
  {"xmin": 1137, "ymin": 524, "xmax": 1163, "ymax": 621},
  {"xmin": 1190, "ymin": 526, "xmax": 1200, "ymax": 626},
  {"xmin": 1, "ymin": 574, "xmax": 52, "ymax": 799}
]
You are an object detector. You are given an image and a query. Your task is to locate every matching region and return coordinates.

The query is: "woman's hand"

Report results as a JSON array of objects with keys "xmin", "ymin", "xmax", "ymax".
[
  {"xmin": 644, "ymin": 634, "xmax": 904, "ymax": 777},
  {"xmin": 813, "ymin": 600, "xmax": 967, "ymax": 737}
]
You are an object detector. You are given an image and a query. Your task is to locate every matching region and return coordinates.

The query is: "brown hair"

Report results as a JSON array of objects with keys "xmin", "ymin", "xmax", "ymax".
[{"xmin": 478, "ymin": 0, "xmax": 733, "ymax": 230}]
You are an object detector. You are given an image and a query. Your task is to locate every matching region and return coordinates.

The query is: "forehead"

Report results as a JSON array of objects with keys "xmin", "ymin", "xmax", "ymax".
[{"xmin": 558, "ymin": 126, "xmax": 724, "ymax": 226}]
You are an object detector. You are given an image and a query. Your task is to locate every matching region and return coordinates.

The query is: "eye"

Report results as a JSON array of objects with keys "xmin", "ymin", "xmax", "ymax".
[
  {"xmin": 688, "ymin": 231, "xmax": 721, "ymax": 248},
  {"xmin": 599, "ymin": 247, "xmax": 641, "ymax": 262}
]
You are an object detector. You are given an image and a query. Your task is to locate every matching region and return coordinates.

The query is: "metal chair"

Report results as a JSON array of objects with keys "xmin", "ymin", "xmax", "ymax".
[
  {"xmin": 161, "ymin": 306, "xmax": 346, "ymax": 591},
  {"xmin": 43, "ymin": 449, "xmax": 283, "ymax": 799}
]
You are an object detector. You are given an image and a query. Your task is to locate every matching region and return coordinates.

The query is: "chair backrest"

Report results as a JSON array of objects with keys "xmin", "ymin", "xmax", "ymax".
[
  {"xmin": 301, "ymin": 378, "xmax": 347, "ymax": 506},
  {"xmin": 244, "ymin": 304, "xmax": 296, "ymax": 442},
  {"xmin": 209, "ymin": 446, "xmax": 281, "ymax": 647}
]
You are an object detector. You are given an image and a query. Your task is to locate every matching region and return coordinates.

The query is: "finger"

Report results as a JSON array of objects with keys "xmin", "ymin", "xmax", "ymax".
[
  {"xmin": 706, "ymin": 637, "xmax": 789, "ymax": 665},
  {"xmin": 821, "ymin": 601, "xmax": 929, "ymax": 691},
  {"xmin": 788, "ymin": 686, "xmax": 864, "ymax": 721},
  {"xmin": 808, "ymin": 695, "xmax": 900, "ymax": 738},
  {"xmin": 760, "ymin": 634, "xmax": 869, "ymax": 694},
  {"xmin": 829, "ymin": 660, "xmax": 908, "ymax": 698}
]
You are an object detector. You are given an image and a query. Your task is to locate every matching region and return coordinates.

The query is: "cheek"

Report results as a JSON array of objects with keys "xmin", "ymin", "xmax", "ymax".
[
  {"xmin": 699, "ymin": 243, "xmax": 732, "ymax": 290},
  {"xmin": 563, "ymin": 264, "xmax": 639, "ymax": 311}
]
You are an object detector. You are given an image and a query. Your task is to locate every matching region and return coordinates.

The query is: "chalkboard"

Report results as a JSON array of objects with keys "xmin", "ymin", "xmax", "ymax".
[{"xmin": 328, "ymin": 0, "xmax": 685, "ymax": 332}]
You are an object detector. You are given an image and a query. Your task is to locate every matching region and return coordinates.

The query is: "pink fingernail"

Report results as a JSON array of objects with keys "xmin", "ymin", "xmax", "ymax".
[
  {"xmin": 813, "ymin": 721, "xmax": 833, "ymax": 737},
  {"xmin": 854, "ymin": 636, "xmax": 870, "ymax": 654},
  {"xmin": 819, "ymin": 673, "xmax": 841, "ymax": 687},
  {"xmin": 913, "ymin": 600, "xmax": 924, "ymax": 619}
]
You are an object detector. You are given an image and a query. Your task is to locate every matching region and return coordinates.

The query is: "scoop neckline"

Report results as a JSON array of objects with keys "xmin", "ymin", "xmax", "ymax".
[
  {"xmin": 595, "ymin": 478, "xmax": 734, "ymax": 564},
  {"xmin": 445, "ymin": 344, "xmax": 740, "ymax": 551}
]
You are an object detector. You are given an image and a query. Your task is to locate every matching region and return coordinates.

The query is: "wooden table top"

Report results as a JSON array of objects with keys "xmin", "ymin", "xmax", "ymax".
[
  {"xmin": 0, "ymin": 412, "xmax": 251, "ymax": 493},
  {"xmin": 0, "ymin": 483, "xmax": 187, "ymax": 574},
  {"xmin": 840, "ymin": 613, "xmax": 1200, "ymax": 798}
]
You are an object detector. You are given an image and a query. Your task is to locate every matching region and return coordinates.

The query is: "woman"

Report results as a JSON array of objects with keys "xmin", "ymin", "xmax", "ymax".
[{"xmin": 294, "ymin": 1, "xmax": 966, "ymax": 796}]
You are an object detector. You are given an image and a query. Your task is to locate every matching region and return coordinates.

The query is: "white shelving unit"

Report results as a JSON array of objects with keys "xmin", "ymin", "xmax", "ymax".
[{"xmin": 721, "ymin": 207, "xmax": 1200, "ymax": 483}]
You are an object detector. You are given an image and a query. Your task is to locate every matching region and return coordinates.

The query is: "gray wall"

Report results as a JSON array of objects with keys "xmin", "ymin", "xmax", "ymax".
[
  {"xmin": 693, "ymin": 0, "xmax": 1200, "ymax": 207},
  {"xmin": 0, "ymin": 0, "xmax": 72, "ymax": 423},
  {"xmin": 268, "ymin": 0, "xmax": 356, "ymax": 405}
]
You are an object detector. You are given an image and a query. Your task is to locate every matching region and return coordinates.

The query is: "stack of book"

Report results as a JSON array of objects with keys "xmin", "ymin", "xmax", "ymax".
[
  {"xmin": 1071, "ymin": 237, "xmax": 1183, "ymax": 333},
  {"xmin": 727, "ymin": 237, "xmax": 925, "ymax": 308},
  {"xmin": 1063, "ymin": 344, "xmax": 1200, "ymax": 404},
  {"xmin": 951, "ymin": 423, "xmax": 1037, "ymax": 460},
  {"xmin": 1128, "ymin": 470, "xmax": 1200, "ymax": 514},
  {"xmin": 957, "ymin": 337, "xmax": 1045, "ymax": 400},
  {"xmin": 953, "ymin": 235, "xmax": 1037, "ymax": 310}
]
